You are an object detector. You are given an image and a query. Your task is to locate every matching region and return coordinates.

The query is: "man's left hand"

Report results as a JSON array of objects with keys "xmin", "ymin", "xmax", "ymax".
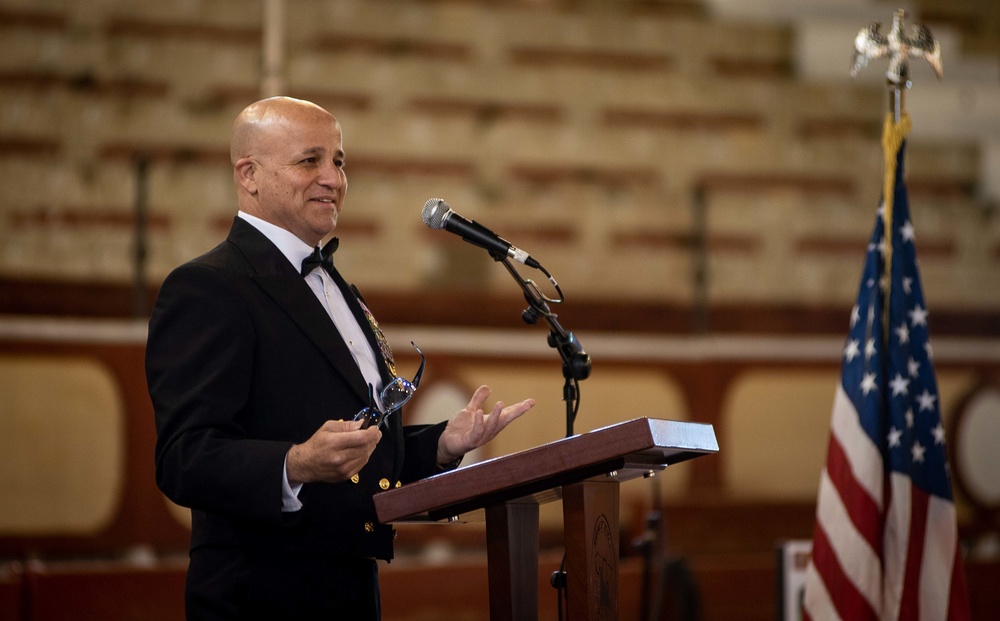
[{"xmin": 436, "ymin": 385, "xmax": 535, "ymax": 466}]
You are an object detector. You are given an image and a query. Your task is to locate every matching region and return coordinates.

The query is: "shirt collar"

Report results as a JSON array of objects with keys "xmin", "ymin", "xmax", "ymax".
[{"xmin": 238, "ymin": 210, "xmax": 316, "ymax": 271}]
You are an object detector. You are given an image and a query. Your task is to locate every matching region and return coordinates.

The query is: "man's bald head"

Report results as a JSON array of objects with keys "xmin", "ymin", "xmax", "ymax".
[
  {"xmin": 229, "ymin": 96, "xmax": 347, "ymax": 246},
  {"xmin": 230, "ymin": 96, "xmax": 337, "ymax": 166}
]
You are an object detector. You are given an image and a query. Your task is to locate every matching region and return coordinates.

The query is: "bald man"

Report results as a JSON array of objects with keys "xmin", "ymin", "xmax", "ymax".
[{"xmin": 147, "ymin": 97, "xmax": 533, "ymax": 620}]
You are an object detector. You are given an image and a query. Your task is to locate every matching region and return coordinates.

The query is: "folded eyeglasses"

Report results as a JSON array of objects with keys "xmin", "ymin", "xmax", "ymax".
[{"xmin": 353, "ymin": 342, "xmax": 425, "ymax": 429}]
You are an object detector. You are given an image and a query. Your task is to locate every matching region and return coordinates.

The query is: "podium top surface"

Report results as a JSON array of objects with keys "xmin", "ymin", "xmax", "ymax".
[{"xmin": 375, "ymin": 417, "xmax": 718, "ymax": 523}]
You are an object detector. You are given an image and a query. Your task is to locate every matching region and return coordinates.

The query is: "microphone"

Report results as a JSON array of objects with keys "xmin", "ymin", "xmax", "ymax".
[{"xmin": 421, "ymin": 198, "xmax": 539, "ymax": 268}]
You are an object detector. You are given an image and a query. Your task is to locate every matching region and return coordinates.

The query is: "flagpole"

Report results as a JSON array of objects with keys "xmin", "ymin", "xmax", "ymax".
[
  {"xmin": 890, "ymin": 82, "xmax": 903, "ymax": 125},
  {"xmin": 850, "ymin": 8, "xmax": 942, "ymax": 335},
  {"xmin": 882, "ymin": 81, "xmax": 904, "ymax": 335},
  {"xmin": 803, "ymin": 12, "xmax": 971, "ymax": 621}
]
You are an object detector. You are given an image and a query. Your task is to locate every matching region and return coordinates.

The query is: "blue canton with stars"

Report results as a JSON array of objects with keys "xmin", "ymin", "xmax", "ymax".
[{"xmin": 840, "ymin": 141, "xmax": 953, "ymax": 501}]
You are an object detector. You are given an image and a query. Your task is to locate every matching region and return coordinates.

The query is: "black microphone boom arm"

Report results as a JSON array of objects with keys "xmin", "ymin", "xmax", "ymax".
[{"xmin": 498, "ymin": 258, "xmax": 591, "ymax": 437}]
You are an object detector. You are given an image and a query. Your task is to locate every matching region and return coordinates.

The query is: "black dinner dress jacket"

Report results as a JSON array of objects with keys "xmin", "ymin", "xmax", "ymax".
[{"xmin": 146, "ymin": 217, "xmax": 446, "ymax": 619}]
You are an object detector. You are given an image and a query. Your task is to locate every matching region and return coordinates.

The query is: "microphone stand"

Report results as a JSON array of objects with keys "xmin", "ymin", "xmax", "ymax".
[
  {"xmin": 495, "ymin": 256, "xmax": 591, "ymax": 438},
  {"xmin": 493, "ymin": 254, "xmax": 591, "ymax": 617}
]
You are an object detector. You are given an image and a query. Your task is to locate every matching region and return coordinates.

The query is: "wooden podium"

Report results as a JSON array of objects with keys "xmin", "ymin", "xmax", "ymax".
[{"xmin": 374, "ymin": 417, "xmax": 718, "ymax": 620}]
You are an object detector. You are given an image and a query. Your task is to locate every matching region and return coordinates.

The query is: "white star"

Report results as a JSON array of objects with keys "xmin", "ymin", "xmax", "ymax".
[
  {"xmin": 907, "ymin": 357, "xmax": 920, "ymax": 377},
  {"xmin": 902, "ymin": 276, "xmax": 913, "ymax": 295},
  {"xmin": 844, "ymin": 339, "xmax": 860, "ymax": 363},
  {"xmin": 925, "ymin": 341, "xmax": 934, "ymax": 360},
  {"xmin": 865, "ymin": 338, "xmax": 878, "ymax": 360},
  {"xmin": 895, "ymin": 322, "xmax": 910, "ymax": 344},
  {"xmin": 877, "ymin": 240, "xmax": 888, "ymax": 257},
  {"xmin": 909, "ymin": 305, "xmax": 929, "ymax": 327},
  {"xmin": 917, "ymin": 389, "xmax": 937, "ymax": 412},
  {"xmin": 889, "ymin": 373, "xmax": 910, "ymax": 397},
  {"xmin": 850, "ymin": 305, "xmax": 860, "ymax": 328},
  {"xmin": 906, "ymin": 409, "xmax": 914, "ymax": 428},
  {"xmin": 932, "ymin": 423, "xmax": 946, "ymax": 445},
  {"xmin": 912, "ymin": 441, "xmax": 926, "ymax": 463},
  {"xmin": 861, "ymin": 372, "xmax": 878, "ymax": 395},
  {"xmin": 900, "ymin": 220, "xmax": 915, "ymax": 242},
  {"xmin": 888, "ymin": 426, "xmax": 903, "ymax": 448}
]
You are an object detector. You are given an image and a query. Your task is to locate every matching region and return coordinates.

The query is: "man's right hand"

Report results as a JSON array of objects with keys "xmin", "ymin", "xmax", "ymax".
[{"xmin": 286, "ymin": 420, "xmax": 382, "ymax": 485}]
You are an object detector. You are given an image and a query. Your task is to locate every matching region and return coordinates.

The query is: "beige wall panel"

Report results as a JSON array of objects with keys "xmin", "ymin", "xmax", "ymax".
[
  {"xmin": 723, "ymin": 368, "xmax": 979, "ymax": 501},
  {"xmin": 0, "ymin": 355, "xmax": 124, "ymax": 534},
  {"xmin": 165, "ymin": 497, "xmax": 192, "ymax": 531},
  {"xmin": 722, "ymin": 369, "xmax": 838, "ymax": 500}
]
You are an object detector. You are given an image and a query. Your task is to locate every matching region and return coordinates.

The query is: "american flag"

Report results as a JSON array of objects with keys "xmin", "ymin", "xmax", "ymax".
[{"xmin": 802, "ymin": 116, "xmax": 970, "ymax": 620}]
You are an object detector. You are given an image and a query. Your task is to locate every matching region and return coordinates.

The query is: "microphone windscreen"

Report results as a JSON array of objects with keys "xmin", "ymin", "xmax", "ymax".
[{"xmin": 421, "ymin": 198, "xmax": 450, "ymax": 229}]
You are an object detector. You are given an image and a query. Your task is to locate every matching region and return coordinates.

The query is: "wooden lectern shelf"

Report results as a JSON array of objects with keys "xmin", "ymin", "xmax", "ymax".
[{"xmin": 375, "ymin": 417, "xmax": 718, "ymax": 523}]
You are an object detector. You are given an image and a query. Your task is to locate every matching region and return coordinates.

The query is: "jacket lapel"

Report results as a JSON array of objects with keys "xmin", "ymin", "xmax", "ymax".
[
  {"xmin": 225, "ymin": 218, "xmax": 371, "ymax": 404},
  {"xmin": 327, "ymin": 268, "xmax": 396, "ymax": 389},
  {"xmin": 327, "ymin": 270, "xmax": 405, "ymax": 467}
]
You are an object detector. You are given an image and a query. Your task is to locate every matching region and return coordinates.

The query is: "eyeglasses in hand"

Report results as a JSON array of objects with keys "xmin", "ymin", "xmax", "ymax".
[{"xmin": 353, "ymin": 342, "xmax": 425, "ymax": 429}]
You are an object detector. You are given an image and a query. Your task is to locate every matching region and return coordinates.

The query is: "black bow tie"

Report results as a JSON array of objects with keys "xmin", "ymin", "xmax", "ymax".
[{"xmin": 300, "ymin": 237, "xmax": 339, "ymax": 276}]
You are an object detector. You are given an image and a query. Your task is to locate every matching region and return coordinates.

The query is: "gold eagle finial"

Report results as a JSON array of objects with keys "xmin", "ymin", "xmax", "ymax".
[{"xmin": 851, "ymin": 9, "xmax": 942, "ymax": 85}]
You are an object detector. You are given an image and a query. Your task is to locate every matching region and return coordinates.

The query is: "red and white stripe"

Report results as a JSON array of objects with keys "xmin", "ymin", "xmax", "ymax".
[{"xmin": 803, "ymin": 385, "xmax": 969, "ymax": 621}]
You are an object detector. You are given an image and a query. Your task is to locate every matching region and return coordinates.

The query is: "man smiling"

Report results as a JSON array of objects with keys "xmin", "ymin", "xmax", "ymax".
[{"xmin": 146, "ymin": 96, "xmax": 534, "ymax": 620}]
